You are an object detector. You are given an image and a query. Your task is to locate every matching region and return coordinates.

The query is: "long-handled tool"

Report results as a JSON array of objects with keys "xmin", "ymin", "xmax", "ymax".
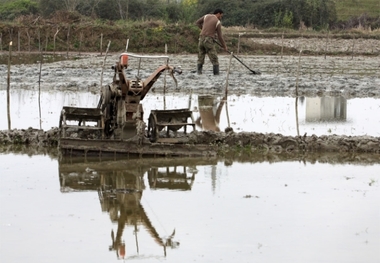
[{"xmin": 215, "ymin": 40, "xmax": 261, "ymax": 75}]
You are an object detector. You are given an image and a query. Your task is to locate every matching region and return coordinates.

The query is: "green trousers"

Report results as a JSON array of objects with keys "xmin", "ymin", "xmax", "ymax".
[{"xmin": 197, "ymin": 36, "xmax": 219, "ymax": 66}]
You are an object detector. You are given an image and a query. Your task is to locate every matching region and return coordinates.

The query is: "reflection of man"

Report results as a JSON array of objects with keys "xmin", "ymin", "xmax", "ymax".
[{"xmin": 195, "ymin": 95, "xmax": 226, "ymax": 131}]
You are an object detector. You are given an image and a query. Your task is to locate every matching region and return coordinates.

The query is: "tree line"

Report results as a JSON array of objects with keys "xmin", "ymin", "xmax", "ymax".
[{"xmin": 0, "ymin": 0, "xmax": 378, "ymax": 30}]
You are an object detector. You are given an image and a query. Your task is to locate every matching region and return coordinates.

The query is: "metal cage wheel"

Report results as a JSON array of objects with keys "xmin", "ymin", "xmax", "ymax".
[{"xmin": 148, "ymin": 113, "xmax": 158, "ymax": 142}]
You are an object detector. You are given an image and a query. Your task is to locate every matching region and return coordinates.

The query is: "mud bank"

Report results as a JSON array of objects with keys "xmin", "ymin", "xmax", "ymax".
[{"xmin": 1, "ymin": 128, "xmax": 379, "ymax": 155}]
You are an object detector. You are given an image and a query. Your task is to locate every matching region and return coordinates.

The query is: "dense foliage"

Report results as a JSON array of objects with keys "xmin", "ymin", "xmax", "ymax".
[
  {"xmin": 0, "ymin": 0, "xmax": 378, "ymax": 29},
  {"xmin": 0, "ymin": 0, "xmax": 38, "ymax": 20}
]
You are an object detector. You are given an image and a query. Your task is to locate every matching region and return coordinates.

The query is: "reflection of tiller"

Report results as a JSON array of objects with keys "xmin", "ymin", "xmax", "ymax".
[
  {"xmin": 59, "ymin": 53, "xmax": 197, "ymax": 156},
  {"xmin": 58, "ymin": 160, "xmax": 185, "ymax": 259}
]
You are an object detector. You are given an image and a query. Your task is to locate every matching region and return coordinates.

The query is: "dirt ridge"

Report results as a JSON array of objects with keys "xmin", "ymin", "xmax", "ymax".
[{"xmin": 1, "ymin": 128, "xmax": 379, "ymax": 155}]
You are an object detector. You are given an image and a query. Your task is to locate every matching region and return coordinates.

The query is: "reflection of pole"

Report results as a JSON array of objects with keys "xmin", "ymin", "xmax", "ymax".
[
  {"xmin": 7, "ymin": 41, "xmax": 12, "ymax": 130},
  {"xmin": 134, "ymin": 223, "xmax": 139, "ymax": 254}
]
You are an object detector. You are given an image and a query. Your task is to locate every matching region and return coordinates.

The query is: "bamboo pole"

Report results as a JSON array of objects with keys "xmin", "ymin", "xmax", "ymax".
[
  {"xmin": 224, "ymin": 52, "xmax": 234, "ymax": 130},
  {"xmin": 7, "ymin": 41, "xmax": 12, "ymax": 130},
  {"xmin": 38, "ymin": 45, "xmax": 43, "ymax": 130},
  {"xmin": 225, "ymin": 52, "xmax": 233, "ymax": 97},
  {"xmin": 100, "ymin": 41, "xmax": 111, "ymax": 90},
  {"xmin": 295, "ymin": 49, "xmax": 302, "ymax": 137}
]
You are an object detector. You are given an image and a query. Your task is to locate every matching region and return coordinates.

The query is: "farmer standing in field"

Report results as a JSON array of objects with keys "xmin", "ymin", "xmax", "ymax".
[{"xmin": 195, "ymin": 8, "xmax": 228, "ymax": 75}]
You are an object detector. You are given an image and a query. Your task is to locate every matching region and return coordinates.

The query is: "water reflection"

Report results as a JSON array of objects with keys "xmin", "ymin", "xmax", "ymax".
[
  {"xmin": 148, "ymin": 166, "xmax": 196, "ymax": 191},
  {"xmin": 195, "ymin": 95, "xmax": 226, "ymax": 132},
  {"xmin": 58, "ymin": 157, "xmax": 216, "ymax": 260},
  {"xmin": 1, "ymin": 89, "xmax": 379, "ymax": 136},
  {"xmin": 306, "ymin": 96, "xmax": 347, "ymax": 122}
]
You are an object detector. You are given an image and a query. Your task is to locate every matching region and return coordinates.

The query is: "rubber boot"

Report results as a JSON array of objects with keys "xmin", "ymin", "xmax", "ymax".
[
  {"xmin": 197, "ymin": 64, "xmax": 203, "ymax": 74},
  {"xmin": 213, "ymin": 65, "xmax": 219, "ymax": 75}
]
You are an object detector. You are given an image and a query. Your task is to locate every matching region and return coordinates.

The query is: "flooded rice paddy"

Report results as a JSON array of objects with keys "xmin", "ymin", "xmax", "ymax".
[
  {"xmin": 1, "ymin": 53, "xmax": 380, "ymax": 262},
  {"xmin": 1, "ymin": 153, "xmax": 379, "ymax": 262},
  {"xmin": 1, "ymin": 89, "xmax": 379, "ymax": 136}
]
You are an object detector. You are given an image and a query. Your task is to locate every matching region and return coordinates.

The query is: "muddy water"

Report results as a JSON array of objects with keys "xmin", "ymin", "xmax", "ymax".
[
  {"xmin": 0, "ymin": 153, "xmax": 379, "ymax": 263},
  {"xmin": 1, "ymin": 53, "xmax": 379, "ymax": 262},
  {"xmin": 1, "ymin": 89, "xmax": 379, "ymax": 136}
]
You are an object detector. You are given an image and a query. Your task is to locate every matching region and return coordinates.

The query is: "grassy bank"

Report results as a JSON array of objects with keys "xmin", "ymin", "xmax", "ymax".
[
  {"xmin": 0, "ymin": 16, "xmax": 379, "ymax": 56},
  {"xmin": 335, "ymin": 0, "xmax": 380, "ymax": 21}
]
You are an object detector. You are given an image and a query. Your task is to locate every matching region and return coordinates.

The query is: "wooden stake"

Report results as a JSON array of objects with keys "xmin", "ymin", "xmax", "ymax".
[
  {"xmin": 295, "ymin": 49, "xmax": 302, "ymax": 137},
  {"xmin": 225, "ymin": 52, "xmax": 233, "ymax": 97},
  {"xmin": 7, "ymin": 41, "xmax": 12, "ymax": 130},
  {"xmin": 225, "ymin": 52, "xmax": 234, "ymax": 129},
  {"xmin": 38, "ymin": 49, "xmax": 43, "ymax": 130}
]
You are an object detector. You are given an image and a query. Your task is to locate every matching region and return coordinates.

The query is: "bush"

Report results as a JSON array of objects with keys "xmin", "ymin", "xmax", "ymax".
[{"xmin": 0, "ymin": 0, "xmax": 38, "ymax": 20}]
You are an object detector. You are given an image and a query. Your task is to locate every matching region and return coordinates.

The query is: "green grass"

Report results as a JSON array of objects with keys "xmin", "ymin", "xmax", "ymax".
[{"xmin": 335, "ymin": 0, "xmax": 380, "ymax": 20}]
